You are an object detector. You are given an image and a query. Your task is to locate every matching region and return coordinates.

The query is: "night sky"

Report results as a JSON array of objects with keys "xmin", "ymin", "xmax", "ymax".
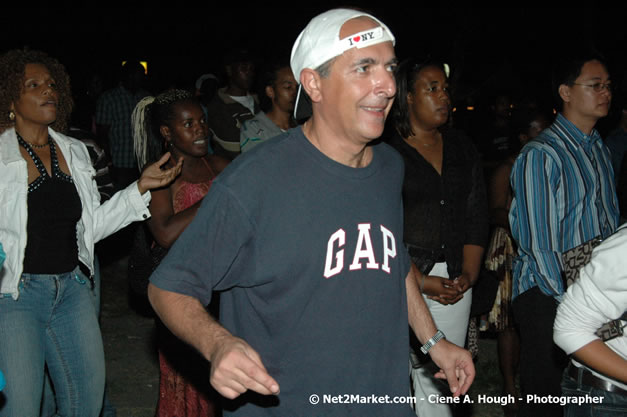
[{"xmin": 3, "ymin": 6, "xmax": 626, "ymax": 118}]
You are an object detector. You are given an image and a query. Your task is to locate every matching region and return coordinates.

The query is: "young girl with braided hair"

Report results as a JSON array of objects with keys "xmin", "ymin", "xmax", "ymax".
[{"xmin": 132, "ymin": 89, "xmax": 228, "ymax": 416}]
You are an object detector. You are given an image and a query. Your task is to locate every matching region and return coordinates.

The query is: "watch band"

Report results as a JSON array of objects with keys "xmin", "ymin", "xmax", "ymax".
[{"xmin": 420, "ymin": 330, "xmax": 446, "ymax": 354}]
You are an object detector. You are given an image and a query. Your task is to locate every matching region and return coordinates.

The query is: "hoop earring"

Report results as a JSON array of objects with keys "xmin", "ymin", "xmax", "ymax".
[{"xmin": 9, "ymin": 111, "xmax": 15, "ymax": 121}]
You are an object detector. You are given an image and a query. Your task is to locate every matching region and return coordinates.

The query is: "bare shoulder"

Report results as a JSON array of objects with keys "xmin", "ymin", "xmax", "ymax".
[{"xmin": 208, "ymin": 154, "xmax": 230, "ymax": 176}]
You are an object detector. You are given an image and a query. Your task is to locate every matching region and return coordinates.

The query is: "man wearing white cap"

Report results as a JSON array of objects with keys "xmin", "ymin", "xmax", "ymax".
[{"xmin": 148, "ymin": 8, "xmax": 475, "ymax": 416}]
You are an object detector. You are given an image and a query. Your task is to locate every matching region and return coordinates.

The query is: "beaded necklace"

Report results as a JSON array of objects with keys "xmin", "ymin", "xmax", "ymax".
[
  {"xmin": 17, "ymin": 133, "xmax": 73, "ymax": 193},
  {"xmin": 22, "ymin": 137, "xmax": 50, "ymax": 148}
]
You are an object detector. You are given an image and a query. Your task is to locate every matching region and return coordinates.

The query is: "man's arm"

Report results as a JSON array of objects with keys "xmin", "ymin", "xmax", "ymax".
[
  {"xmin": 509, "ymin": 147, "xmax": 564, "ymax": 297},
  {"xmin": 406, "ymin": 264, "xmax": 475, "ymax": 396},
  {"xmin": 148, "ymin": 283, "xmax": 280, "ymax": 398}
]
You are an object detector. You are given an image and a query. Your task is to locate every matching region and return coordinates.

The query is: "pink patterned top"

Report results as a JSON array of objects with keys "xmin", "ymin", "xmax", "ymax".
[
  {"xmin": 172, "ymin": 158, "xmax": 216, "ymax": 213},
  {"xmin": 172, "ymin": 180, "xmax": 212, "ymax": 213}
]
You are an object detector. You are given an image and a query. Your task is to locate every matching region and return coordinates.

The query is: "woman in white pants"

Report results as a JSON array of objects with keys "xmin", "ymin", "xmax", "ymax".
[{"xmin": 387, "ymin": 57, "xmax": 488, "ymax": 417}]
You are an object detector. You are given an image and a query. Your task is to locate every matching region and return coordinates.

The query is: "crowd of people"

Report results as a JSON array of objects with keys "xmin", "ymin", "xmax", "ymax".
[{"xmin": 0, "ymin": 7, "xmax": 625, "ymax": 417}]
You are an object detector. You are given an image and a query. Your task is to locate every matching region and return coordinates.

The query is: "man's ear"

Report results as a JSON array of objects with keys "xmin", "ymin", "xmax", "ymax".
[
  {"xmin": 406, "ymin": 92, "xmax": 414, "ymax": 105},
  {"xmin": 558, "ymin": 84, "xmax": 571, "ymax": 104},
  {"xmin": 300, "ymin": 68, "xmax": 323, "ymax": 103}
]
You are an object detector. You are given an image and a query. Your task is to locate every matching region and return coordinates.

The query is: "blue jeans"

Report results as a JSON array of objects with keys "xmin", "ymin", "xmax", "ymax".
[
  {"xmin": 0, "ymin": 268, "xmax": 105, "ymax": 417},
  {"xmin": 561, "ymin": 367, "xmax": 627, "ymax": 416},
  {"xmin": 41, "ymin": 257, "xmax": 116, "ymax": 417}
]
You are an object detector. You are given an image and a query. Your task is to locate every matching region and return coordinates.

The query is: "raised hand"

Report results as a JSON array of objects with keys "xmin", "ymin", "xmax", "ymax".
[{"xmin": 137, "ymin": 152, "xmax": 183, "ymax": 194}]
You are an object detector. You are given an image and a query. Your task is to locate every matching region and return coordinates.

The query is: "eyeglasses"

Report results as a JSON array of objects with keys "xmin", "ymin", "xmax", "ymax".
[{"xmin": 572, "ymin": 82, "xmax": 612, "ymax": 93}]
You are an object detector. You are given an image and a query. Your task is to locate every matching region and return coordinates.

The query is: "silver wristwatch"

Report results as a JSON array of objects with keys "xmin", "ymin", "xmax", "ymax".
[{"xmin": 420, "ymin": 330, "xmax": 446, "ymax": 354}]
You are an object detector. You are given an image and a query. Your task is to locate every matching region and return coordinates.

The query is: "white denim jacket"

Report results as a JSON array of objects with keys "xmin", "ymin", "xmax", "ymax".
[{"xmin": 0, "ymin": 127, "xmax": 151, "ymax": 299}]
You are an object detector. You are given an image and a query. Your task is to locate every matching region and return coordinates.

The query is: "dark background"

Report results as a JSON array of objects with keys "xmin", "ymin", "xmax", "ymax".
[{"xmin": 3, "ymin": 6, "xmax": 626, "ymax": 131}]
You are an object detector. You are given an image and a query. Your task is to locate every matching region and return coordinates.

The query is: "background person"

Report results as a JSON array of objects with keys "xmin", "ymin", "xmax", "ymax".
[
  {"xmin": 132, "ymin": 89, "xmax": 228, "ymax": 417},
  {"xmin": 240, "ymin": 62, "xmax": 297, "ymax": 152},
  {"xmin": 605, "ymin": 95, "xmax": 627, "ymax": 221},
  {"xmin": 95, "ymin": 60, "xmax": 150, "ymax": 190},
  {"xmin": 387, "ymin": 57, "xmax": 488, "ymax": 417},
  {"xmin": 206, "ymin": 48, "xmax": 258, "ymax": 159},
  {"xmin": 483, "ymin": 107, "xmax": 551, "ymax": 416},
  {"xmin": 0, "ymin": 48, "xmax": 181, "ymax": 417},
  {"xmin": 509, "ymin": 50, "xmax": 619, "ymax": 417}
]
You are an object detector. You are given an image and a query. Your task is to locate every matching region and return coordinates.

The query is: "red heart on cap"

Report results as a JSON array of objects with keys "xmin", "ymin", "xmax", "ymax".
[{"xmin": 353, "ymin": 36, "xmax": 360, "ymax": 42}]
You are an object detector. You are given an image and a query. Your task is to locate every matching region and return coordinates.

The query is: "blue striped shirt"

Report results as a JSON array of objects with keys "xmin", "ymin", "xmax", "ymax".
[{"xmin": 509, "ymin": 113, "xmax": 619, "ymax": 300}]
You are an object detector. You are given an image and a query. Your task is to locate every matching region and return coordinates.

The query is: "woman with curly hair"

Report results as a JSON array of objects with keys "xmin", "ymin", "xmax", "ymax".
[{"xmin": 0, "ymin": 49, "xmax": 182, "ymax": 416}]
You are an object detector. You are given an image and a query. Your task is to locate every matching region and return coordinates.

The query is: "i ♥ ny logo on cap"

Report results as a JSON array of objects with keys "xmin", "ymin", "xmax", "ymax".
[
  {"xmin": 290, "ymin": 8, "xmax": 396, "ymax": 119},
  {"xmin": 344, "ymin": 27, "xmax": 385, "ymax": 48}
]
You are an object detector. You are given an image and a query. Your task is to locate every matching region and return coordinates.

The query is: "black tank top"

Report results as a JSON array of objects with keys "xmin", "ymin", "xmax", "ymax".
[{"xmin": 18, "ymin": 134, "xmax": 83, "ymax": 274}]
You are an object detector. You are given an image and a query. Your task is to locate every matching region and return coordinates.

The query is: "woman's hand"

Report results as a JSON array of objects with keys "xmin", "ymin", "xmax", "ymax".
[
  {"xmin": 452, "ymin": 273, "xmax": 473, "ymax": 294},
  {"xmin": 422, "ymin": 275, "xmax": 463, "ymax": 305},
  {"xmin": 137, "ymin": 152, "xmax": 183, "ymax": 195}
]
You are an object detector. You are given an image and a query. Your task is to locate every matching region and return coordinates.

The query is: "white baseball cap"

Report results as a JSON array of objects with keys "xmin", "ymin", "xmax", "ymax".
[{"xmin": 290, "ymin": 8, "xmax": 395, "ymax": 120}]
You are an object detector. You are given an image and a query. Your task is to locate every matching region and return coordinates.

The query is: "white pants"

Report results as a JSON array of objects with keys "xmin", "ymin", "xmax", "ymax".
[{"xmin": 410, "ymin": 262, "xmax": 472, "ymax": 417}]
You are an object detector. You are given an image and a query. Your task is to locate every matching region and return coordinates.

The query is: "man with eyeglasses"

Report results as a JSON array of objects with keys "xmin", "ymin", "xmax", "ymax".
[{"xmin": 509, "ymin": 51, "xmax": 619, "ymax": 417}]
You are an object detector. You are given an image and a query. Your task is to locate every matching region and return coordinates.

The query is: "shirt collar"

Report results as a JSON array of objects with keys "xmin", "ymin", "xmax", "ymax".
[{"xmin": 554, "ymin": 113, "xmax": 602, "ymax": 149}]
